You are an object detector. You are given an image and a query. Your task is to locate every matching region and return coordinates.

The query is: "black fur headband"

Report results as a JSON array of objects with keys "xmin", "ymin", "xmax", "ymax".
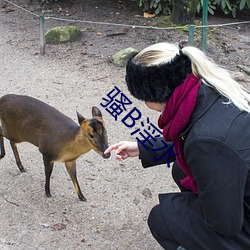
[{"xmin": 125, "ymin": 51, "xmax": 192, "ymax": 103}]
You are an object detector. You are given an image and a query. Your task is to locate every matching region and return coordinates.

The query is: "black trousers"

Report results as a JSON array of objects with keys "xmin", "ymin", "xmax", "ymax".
[
  {"xmin": 148, "ymin": 162, "xmax": 250, "ymax": 250},
  {"xmin": 148, "ymin": 162, "xmax": 188, "ymax": 250}
]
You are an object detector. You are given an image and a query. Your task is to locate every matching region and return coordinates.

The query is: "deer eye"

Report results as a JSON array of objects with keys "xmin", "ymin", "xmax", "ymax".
[{"xmin": 89, "ymin": 133, "xmax": 94, "ymax": 139}]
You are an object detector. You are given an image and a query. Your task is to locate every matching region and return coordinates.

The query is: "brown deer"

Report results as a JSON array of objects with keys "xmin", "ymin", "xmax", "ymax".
[{"xmin": 0, "ymin": 94, "xmax": 110, "ymax": 201}]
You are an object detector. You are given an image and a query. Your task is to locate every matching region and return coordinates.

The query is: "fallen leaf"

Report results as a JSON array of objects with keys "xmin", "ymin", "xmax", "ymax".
[
  {"xmin": 143, "ymin": 12, "xmax": 155, "ymax": 18},
  {"xmin": 51, "ymin": 223, "xmax": 67, "ymax": 231}
]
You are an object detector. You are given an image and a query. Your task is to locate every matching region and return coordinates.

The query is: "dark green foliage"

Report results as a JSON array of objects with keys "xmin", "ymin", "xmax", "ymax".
[
  {"xmin": 135, "ymin": 0, "xmax": 250, "ymax": 18},
  {"xmin": 135, "ymin": 0, "xmax": 172, "ymax": 15}
]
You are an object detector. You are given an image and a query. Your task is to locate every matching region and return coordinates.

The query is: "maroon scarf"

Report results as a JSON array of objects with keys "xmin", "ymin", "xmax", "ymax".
[{"xmin": 158, "ymin": 73, "xmax": 200, "ymax": 194}]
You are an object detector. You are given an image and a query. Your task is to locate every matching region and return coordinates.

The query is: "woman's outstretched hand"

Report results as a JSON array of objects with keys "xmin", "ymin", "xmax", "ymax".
[{"xmin": 104, "ymin": 141, "xmax": 139, "ymax": 160}]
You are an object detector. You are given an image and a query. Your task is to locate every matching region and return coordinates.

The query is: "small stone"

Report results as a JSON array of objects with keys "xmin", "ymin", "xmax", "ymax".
[
  {"xmin": 231, "ymin": 71, "xmax": 247, "ymax": 82},
  {"xmin": 142, "ymin": 188, "xmax": 152, "ymax": 198},
  {"xmin": 0, "ymin": 0, "xmax": 6, "ymax": 8},
  {"xmin": 133, "ymin": 197, "xmax": 140, "ymax": 205},
  {"xmin": 112, "ymin": 47, "xmax": 138, "ymax": 67},
  {"xmin": 39, "ymin": 223, "xmax": 50, "ymax": 228}
]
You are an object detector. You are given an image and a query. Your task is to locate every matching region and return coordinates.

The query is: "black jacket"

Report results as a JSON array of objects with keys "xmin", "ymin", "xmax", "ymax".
[{"xmin": 138, "ymin": 84, "xmax": 250, "ymax": 250}]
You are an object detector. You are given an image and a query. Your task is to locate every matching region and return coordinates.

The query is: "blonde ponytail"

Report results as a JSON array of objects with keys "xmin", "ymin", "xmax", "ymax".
[{"xmin": 182, "ymin": 46, "xmax": 250, "ymax": 112}]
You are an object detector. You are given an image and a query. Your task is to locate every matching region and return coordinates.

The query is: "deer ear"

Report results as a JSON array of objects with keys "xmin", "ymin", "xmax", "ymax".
[
  {"xmin": 76, "ymin": 111, "xmax": 85, "ymax": 125},
  {"xmin": 92, "ymin": 106, "xmax": 102, "ymax": 118}
]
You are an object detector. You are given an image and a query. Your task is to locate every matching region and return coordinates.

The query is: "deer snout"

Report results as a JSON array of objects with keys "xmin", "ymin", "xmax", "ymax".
[{"xmin": 102, "ymin": 152, "xmax": 111, "ymax": 159}]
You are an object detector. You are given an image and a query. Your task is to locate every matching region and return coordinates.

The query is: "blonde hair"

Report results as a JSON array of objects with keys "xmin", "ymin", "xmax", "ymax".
[{"xmin": 134, "ymin": 42, "xmax": 250, "ymax": 113}]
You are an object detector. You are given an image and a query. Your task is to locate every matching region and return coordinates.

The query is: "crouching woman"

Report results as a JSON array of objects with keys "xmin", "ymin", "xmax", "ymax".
[{"xmin": 105, "ymin": 42, "xmax": 250, "ymax": 250}]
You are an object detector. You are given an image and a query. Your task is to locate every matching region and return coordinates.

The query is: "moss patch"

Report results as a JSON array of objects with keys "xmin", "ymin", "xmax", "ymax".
[{"xmin": 45, "ymin": 26, "xmax": 82, "ymax": 44}]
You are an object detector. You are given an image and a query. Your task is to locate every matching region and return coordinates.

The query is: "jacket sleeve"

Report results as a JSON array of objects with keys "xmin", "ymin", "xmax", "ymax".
[
  {"xmin": 138, "ymin": 137, "xmax": 177, "ymax": 168},
  {"xmin": 185, "ymin": 136, "xmax": 248, "ymax": 237}
]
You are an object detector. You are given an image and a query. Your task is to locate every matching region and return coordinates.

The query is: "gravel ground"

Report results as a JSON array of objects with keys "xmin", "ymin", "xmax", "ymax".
[{"xmin": 0, "ymin": 1, "xmax": 249, "ymax": 249}]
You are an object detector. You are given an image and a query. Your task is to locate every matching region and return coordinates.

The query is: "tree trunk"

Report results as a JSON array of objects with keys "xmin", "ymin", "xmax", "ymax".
[{"xmin": 171, "ymin": 0, "xmax": 198, "ymax": 25}]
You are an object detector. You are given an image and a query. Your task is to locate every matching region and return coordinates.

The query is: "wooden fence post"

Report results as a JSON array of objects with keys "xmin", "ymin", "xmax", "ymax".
[{"xmin": 39, "ymin": 11, "xmax": 45, "ymax": 55}]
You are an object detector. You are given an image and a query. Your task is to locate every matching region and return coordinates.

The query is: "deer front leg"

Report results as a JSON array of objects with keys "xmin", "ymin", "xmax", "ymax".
[
  {"xmin": 0, "ymin": 127, "xmax": 5, "ymax": 159},
  {"xmin": 43, "ymin": 155, "xmax": 54, "ymax": 198},
  {"xmin": 10, "ymin": 141, "xmax": 26, "ymax": 172},
  {"xmin": 0, "ymin": 137, "xmax": 5, "ymax": 159},
  {"xmin": 65, "ymin": 160, "xmax": 86, "ymax": 202}
]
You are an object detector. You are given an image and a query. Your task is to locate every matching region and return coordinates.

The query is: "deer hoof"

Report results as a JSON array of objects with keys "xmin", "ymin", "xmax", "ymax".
[
  {"xmin": 46, "ymin": 193, "xmax": 52, "ymax": 198},
  {"xmin": 79, "ymin": 196, "xmax": 87, "ymax": 202}
]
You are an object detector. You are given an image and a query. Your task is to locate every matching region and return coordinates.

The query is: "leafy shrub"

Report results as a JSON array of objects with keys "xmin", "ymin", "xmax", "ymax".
[
  {"xmin": 197, "ymin": 0, "xmax": 238, "ymax": 17},
  {"xmin": 213, "ymin": 0, "xmax": 250, "ymax": 17},
  {"xmin": 196, "ymin": 0, "xmax": 216, "ymax": 15},
  {"xmin": 135, "ymin": 0, "xmax": 172, "ymax": 15},
  {"xmin": 135, "ymin": 0, "xmax": 250, "ymax": 17}
]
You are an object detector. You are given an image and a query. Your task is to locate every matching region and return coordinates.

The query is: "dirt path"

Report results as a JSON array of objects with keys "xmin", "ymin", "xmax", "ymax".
[
  {"xmin": 0, "ymin": 1, "xmax": 249, "ymax": 249},
  {"xmin": 0, "ymin": 3, "xmax": 177, "ymax": 250}
]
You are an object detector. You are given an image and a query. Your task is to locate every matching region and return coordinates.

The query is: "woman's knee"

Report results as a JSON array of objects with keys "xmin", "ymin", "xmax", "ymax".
[
  {"xmin": 148, "ymin": 204, "xmax": 161, "ymax": 233},
  {"xmin": 148, "ymin": 205, "xmax": 179, "ymax": 249}
]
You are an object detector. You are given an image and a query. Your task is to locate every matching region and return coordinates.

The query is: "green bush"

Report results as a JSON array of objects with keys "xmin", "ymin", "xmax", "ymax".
[
  {"xmin": 135, "ymin": 0, "xmax": 250, "ymax": 17},
  {"xmin": 135, "ymin": 0, "xmax": 172, "ymax": 15},
  {"xmin": 212, "ymin": 0, "xmax": 250, "ymax": 17},
  {"xmin": 196, "ymin": 0, "xmax": 216, "ymax": 15}
]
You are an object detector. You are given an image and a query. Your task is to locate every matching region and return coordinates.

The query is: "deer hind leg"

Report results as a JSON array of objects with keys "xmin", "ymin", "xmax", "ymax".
[
  {"xmin": 43, "ymin": 155, "xmax": 54, "ymax": 198},
  {"xmin": 0, "ymin": 126, "xmax": 5, "ymax": 159},
  {"xmin": 65, "ymin": 161, "xmax": 86, "ymax": 202},
  {"xmin": 10, "ymin": 141, "xmax": 26, "ymax": 172}
]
